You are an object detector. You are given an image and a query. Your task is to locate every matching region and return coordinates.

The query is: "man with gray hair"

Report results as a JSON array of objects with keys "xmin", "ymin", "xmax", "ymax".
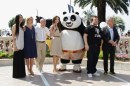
[
  {"xmin": 35, "ymin": 18, "xmax": 50, "ymax": 73},
  {"xmin": 102, "ymin": 16, "xmax": 120, "ymax": 75}
]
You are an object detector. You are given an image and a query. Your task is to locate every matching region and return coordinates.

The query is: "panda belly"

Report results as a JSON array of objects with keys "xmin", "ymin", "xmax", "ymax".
[{"xmin": 61, "ymin": 30, "xmax": 84, "ymax": 50}]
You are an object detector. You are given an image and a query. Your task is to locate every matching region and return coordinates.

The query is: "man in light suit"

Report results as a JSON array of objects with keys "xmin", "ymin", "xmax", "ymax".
[
  {"xmin": 102, "ymin": 17, "xmax": 120, "ymax": 75},
  {"xmin": 35, "ymin": 18, "xmax": 50, "ymax": 73}
]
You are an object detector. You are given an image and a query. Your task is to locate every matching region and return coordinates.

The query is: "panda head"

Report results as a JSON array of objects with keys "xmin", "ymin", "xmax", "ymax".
[{"xmin": 61, "ymin": 12, "xmax": 81, "ymax": 29}]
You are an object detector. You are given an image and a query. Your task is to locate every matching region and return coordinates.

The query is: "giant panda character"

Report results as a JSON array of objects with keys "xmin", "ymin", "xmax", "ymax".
[{"xmin": 59, "ymin": 11, "xmax": 85, "ymax": 73}]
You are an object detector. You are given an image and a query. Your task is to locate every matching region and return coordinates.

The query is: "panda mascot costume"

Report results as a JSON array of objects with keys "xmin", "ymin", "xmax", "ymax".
[{"xmin": 58, "ymin": 11, "xmax": 85, "ymax": 73}]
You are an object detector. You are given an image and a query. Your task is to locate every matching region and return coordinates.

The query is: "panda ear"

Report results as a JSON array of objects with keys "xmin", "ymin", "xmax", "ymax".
[
  {"xmin": 75, "ymin": 12, "xmax": 79, "ymax": 15},
  {"xmin": 63, "ymin": 12, "xmax": 67, "ymax": 15}
]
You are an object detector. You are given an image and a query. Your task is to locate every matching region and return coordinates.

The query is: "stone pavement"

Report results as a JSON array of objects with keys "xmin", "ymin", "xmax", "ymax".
[{"xmin": 0, "ymin": 64, "xmax": 130, "ymax": 86}]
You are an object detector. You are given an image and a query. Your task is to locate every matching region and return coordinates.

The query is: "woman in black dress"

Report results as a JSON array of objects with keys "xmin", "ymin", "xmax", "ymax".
[
  {"xmin": 24, "ymin": 16, "xmax": 37, "ymax": 75},
  {"xmin": 12, "ymin": 14, "xmax": 26, "ymax": 78}
]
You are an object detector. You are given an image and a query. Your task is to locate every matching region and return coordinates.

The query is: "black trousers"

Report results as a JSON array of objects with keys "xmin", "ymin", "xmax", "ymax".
[
  {"xmin": 102, "ymin": 45, "xmax": 116, "ymax": 72},
  {"xmin": 60, "ymin": 59, "xmax": 82, "ymax": 64},
  {"xmin": 87, "ymin": 45, "xmax": 100, "ymax": 74},
  {"xmin": 13, "ymin": 50, "xmax": 26, "ymax": 78}
]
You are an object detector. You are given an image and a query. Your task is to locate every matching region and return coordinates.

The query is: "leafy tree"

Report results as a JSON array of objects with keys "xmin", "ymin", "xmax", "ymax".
[
  {"xmin": 83, "ymin": 9, "xmax": 95, "ymax": 26},
  {"xmin": 114, "ymin": 16, "xmax": 125, "ymax": 32},
  {"xmin": 8, "ymin": 17, "xmax": 25, "ymax": 30},
  {"xmin": 74, "ymin": 0, "xmax": 129, "ymax": 24},
  {"xmin": 8, "ymin": 17, "xmax": 15, "ymax": 29}
]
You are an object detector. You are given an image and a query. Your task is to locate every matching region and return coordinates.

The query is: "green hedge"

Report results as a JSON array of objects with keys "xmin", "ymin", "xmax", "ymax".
[
  {"xmin": 0, "ymin": 50, "xmax": 51, "ymax": 59},
  {"xmin": 1, "ymin": 50, "xmax": 125, "ymax": 61},
  {"xmin": 0, "ymin": 51, "xmax": 13, "ymax": 59},
  {"xmin": 99, "ymin": 51, "xmax": 103, "ymax": 59},
  {"xmin": 46, "ymin": 50, "xmax": 52, "ymax": 57}
]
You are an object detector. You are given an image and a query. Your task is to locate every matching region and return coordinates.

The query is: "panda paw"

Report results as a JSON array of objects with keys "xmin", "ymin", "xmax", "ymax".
[{"xmin": 73, "ymin": 64, "xmax": 82, "ymax": 73}]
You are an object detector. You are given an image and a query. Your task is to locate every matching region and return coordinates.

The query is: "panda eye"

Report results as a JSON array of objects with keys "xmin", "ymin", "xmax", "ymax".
[
  {"xmin": 71, "ymin": 15, "xmax": 76, "ymax": 21},
  {"xmin": 63, "ymin": 17, "xmax": 68, "ymax": 21}
]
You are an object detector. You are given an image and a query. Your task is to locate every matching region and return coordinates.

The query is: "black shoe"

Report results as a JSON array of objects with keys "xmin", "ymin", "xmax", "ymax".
[
  {"xmin": 104, "ymin": 72, "xmax": 108, "ymax": 75},
  {"xmin": 110, "ymin": 72, "xmax": 116, "ymax": 75}
]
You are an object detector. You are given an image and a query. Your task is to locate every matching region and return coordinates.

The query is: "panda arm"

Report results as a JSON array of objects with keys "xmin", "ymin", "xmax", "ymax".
[
  {"xmin": 77, "ymin": 22, "xmax": 86, "ymax": 37},
  {"xmin": 61, "ymin": 25, "xmax": 65, "ymax": 31}
]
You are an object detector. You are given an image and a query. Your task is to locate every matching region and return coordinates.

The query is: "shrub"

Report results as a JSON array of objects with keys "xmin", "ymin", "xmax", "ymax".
[
  {"xmin": 46, "ymin": 50, "xmax": 52, "ymax": 57},
  {"xmin": 0, "ymin": 52, "xmax": 8, "ymax": 58},
  {"xmin": 7, "ymin": 53, "xmax": 13, "ymax": 58},
  {"xmin": 99, "ymin": 51, "xmax": 103, "ymax": 59},
  {"xmin": 0, "ymin": 51, "xmax": 13, "ymax": 59}
]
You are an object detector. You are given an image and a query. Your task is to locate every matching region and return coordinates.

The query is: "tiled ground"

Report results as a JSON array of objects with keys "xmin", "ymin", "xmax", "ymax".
[{"xmin": 0, "ymin": 64, "xmax": 130, "ymax": 86}]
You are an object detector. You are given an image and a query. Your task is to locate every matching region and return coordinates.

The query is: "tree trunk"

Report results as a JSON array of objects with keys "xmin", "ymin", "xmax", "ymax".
[{"xmin": 97, "ymin": 0, "xmax": 106, "ymax": 25}]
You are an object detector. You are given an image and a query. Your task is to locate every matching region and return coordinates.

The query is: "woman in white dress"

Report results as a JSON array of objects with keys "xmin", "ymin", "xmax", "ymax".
[{"xmin": 12, "ymin": 14, "xmax": 26, "ymax": 78}]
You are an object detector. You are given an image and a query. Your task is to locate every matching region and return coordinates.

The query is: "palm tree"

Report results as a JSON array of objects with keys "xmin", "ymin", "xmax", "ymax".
[
  {"xmin": 114, "ymin": 16, "xmax": 125, "ymax": 34},
  {"xmin": 8, "ymin": 17, "xmax": 15, "ymax": 29},
  {"xmin": 8, "ymin": 17, "xmax": 25, "ymax": 30},
  {"xmin": 74, "ymin": 0, "xmax": 129, "ymax": 24}
]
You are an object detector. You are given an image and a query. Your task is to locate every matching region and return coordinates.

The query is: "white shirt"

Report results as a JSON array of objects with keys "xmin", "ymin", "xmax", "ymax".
[
  {"xmin": 108, "ymin": 26, "xmax": 114, "ymax": 40},
  {"xmin": 15, "ymin": 27, "xmax": 24, "ymax": 50},
  {"xmin": 35, "ymin": 26, "xmax": 50, "ymax": 41}
]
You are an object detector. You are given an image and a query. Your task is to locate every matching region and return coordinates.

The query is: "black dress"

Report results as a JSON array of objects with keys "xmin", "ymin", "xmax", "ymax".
[
  {"xmin": 13, "ymin": 50, "xmax": 26, "ymax": 78},
  {"xmin": 24, "ymin": 26, "xmax": 37, "ymax": 58}
]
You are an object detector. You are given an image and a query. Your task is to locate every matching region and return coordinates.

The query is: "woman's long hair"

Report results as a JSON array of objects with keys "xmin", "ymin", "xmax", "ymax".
[
  {"xmin": 15, "ymin": 14, "xmax": 24, "ymax": 36},
  {"xmin": 52, "ymin": 16, "xmax": 61, "ymax": 32}
]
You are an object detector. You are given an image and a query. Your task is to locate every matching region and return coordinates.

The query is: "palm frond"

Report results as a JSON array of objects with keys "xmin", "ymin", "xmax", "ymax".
[
  {"xmin": 74, "ymin": 0, "xmax": 95, "ymax": 8},
  {"xmin": 120, "ymin": 2, "xmax": 129, "ymax": 15},
  {"xmin": 106, "ymin": 0, "xmax": 129, "ymax": 15}
]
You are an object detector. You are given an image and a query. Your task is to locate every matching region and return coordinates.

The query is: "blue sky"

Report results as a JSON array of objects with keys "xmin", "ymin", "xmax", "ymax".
[{"xmin": 0, "ymin": 0, "xmax": 130, "ymax": 33}]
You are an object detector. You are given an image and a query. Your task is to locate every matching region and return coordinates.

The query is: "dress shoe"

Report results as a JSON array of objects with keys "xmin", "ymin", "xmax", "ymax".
[
  {"xmin": 110, "ymin": 71, "xmax": 116, "ymax": 75},
  {"xmin": 104, "ymin": 71, "xmax": 108, "ymax": 75}
]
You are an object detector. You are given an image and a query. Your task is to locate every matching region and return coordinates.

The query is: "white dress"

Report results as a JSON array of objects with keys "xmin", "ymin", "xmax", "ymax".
[
  {"xmin": 15, "ymin": 27, "xmax": 24, "ymax": 50},
  {"xmin": 50, "ymin": 28, "xmax": 63, "ymax": 56}
]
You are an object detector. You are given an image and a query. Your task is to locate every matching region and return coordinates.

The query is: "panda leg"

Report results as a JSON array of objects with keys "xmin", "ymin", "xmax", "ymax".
[
  {"xmin": 72, "ymin": 59, "xmax": 82, "ymax": 73},
  {"xmin": 58, "ymin": 59, "xmax": 70, "ymax": 71}
]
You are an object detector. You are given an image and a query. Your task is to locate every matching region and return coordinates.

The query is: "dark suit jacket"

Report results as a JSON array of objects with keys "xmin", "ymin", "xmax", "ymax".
[{"xmin": 102, "ymin": 26, "xmax": 120, "ymax": 47}]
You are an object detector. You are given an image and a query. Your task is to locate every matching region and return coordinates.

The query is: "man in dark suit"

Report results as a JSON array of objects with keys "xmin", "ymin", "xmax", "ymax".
[{"xmin": 102, "ymin": 17, "xmax": 120, "ymax": 75}]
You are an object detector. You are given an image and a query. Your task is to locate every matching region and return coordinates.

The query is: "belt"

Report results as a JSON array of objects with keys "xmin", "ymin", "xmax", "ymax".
[
  {"xmin": 63, "ymin": 48, "xmax": 85, "ymax": 53},
  {"xmin": 54, "ymin": 36, "xmax": 60, "ymax": 37},
  {"xmin": 37, "ymin": 41, "xmax": 45, "ymax": 43}
]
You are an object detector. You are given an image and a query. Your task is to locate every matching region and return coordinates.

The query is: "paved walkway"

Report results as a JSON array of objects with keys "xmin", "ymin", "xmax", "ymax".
[{"xmin": 0, "ymin": 64, "xmax": 130, "ymax": 86}]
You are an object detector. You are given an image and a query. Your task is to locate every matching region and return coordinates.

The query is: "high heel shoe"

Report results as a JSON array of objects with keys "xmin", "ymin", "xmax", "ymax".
[
  {"xmin": 30, "ymin": 70, "xmax": 34, "ymax": 76},
  {"xmin": 53, "ymin": 69, "xmax": 58, "ymax": 73},
  {"xmin": 27, "ymin": 69, "xmax": 31, "ymax": 75}
]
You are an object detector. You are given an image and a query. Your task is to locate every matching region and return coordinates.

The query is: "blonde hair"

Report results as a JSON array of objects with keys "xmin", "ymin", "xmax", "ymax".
[{"xmin": 25, "ymin": 16, "xmax": 33, "ymax": 25}]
